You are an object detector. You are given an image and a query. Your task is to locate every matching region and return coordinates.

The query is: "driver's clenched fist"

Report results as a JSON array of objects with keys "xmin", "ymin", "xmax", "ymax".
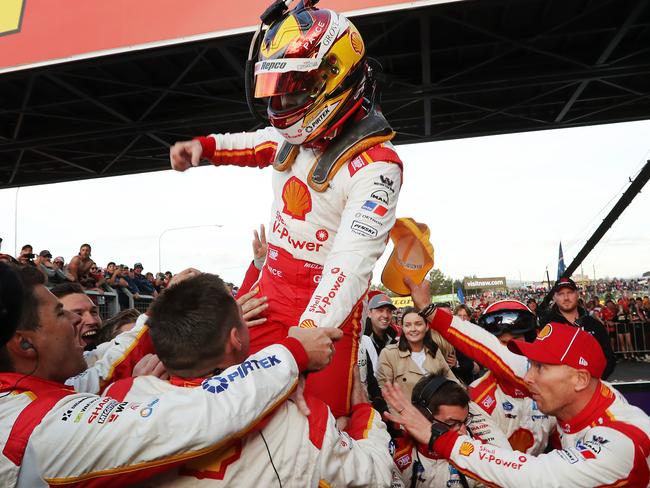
[{"xmin": 169, "ymin": 139, "xmax": 203, "ymax": 171}]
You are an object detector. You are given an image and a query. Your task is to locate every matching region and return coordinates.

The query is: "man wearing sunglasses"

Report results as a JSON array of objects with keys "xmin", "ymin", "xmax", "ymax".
[
  {"xmin": 392, "ymin": 375, "xmax": 478, "ymax": 488},
  {"xmin": 169, "ymin": 1, "xmax": 403, "ymax": 417},
  {"xmin": 468, "ymin": 300, "xmax": 557, "ymax": 456}
]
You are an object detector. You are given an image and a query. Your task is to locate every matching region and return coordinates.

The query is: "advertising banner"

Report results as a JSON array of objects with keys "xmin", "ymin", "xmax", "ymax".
[
  {"xmin": 463, "ymin": 277, "xmax": 507, "ymax": 290},
  {"xmin": 390, "ymin": 293, "xmax": 458, "ymax": 309},
  {"xmin": 0, "ymin": 0, "xmax": 459, "ymax": 73}
]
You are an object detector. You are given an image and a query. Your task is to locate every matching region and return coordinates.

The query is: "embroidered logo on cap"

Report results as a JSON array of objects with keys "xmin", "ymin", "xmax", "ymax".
[{"xmin": 537, "ymin": 324, "xmax": 553, "ymax": 340}]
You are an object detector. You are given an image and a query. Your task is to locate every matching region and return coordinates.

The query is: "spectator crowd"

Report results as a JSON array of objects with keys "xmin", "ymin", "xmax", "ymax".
[{"xmin": 0, "ymin": 234, "xmax": 650, "ymax": 487}]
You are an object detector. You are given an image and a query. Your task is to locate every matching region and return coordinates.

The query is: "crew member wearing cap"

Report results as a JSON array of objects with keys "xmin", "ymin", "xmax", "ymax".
[
  {"xmin": 541, "ymin": 277, "xmax": 616, "ymax": 378},
  {"xmin": 468, "ymin": 300, "xmax": 557, "ymax": 455},
  {"xmin": 364, "ymin": 293, "xmax": 398, "ymax": 367},
  {"xmin": 383, "ymin": 320, "xmax": 650, "ymax": 487}
]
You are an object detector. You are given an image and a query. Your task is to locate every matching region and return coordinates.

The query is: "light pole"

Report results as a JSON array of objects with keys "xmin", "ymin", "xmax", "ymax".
[
  {"xmin": 158, "ymin": 224, "xmax": 223, "ymax": 271},
  {"xmin": 14, "ymin": 187, "xmax": 20, "ymax": 256}
]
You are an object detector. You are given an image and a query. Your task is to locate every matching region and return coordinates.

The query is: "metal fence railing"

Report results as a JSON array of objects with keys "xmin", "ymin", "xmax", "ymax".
[
  {"xmin": 612, "ymin": 321, "xmax": 650, "ymax": 358},
  {"xmin": 81, "ymin": 288, "xmax": 154, "ymax": 320},
  {"xmin": 85, "ymin": 290, "xmax": 120, "ymax": 321},
  {"xmin": 133, "ymin": 295, "xmax": 154, "ymax": 314}
]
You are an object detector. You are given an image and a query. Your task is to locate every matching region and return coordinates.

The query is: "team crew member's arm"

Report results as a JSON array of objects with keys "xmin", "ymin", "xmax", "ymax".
[
  {"xmin": 197, "ymin": 127, "xmax": 281, "ymax": 168},
  {"xmin": 65, "ymin": 313, "xmax": 155, "ymax": 394},
  {"xmin": 432, "ymin": 427, "xmax": 642, "ymax": 488},
  {"xmin": 21, "ymin": 340, "xmax": 310, "ymax": 486},
  {"xmin": 300, "ymin": 159, "xmax": 402, "ymax": 329},
  {"xmin": 237, "ymin": 261, "xmax": 262, "ymax": 297},
  {"xmin": 316, "ymin": 402, "xmax": 394, "ymax": 487},
  {"xmin": 383, "ymin": 383, "xmax": 648, "ymax": 488},
  {"xmin": 424, "ymin": 309, "xmax": 529, "ymax": 394}
]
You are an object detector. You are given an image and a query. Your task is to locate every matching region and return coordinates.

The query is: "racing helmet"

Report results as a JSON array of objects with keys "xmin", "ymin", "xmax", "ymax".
[
  {"xmin": 477, "ymin": 300, "xmax": 537, "ymax": 342},
  {"xmin": 253, "ymin": 7, "xmax": 367, "ymax": 144}
]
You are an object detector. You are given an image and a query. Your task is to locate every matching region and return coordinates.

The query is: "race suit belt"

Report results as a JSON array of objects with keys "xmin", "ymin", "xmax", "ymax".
[{"xmin": 264, "ymin": 244, "xmax": 323, "ymax": 287}]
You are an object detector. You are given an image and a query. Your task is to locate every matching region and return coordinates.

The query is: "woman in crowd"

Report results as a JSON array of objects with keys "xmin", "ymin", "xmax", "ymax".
[
  {"xmin": 377, "ymin": 307, "xmax": 457, "ymax": 407},
  {"xmin": 453, "ymin": 304, "xmax": 472, "ymax": 322},
  {"xmin": 453, "ymin": 304, "xmax": 481, "ymax": 383}
]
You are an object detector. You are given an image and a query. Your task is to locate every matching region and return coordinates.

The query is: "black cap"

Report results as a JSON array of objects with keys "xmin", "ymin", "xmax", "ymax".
[
  {"xmin": 39, "ymin": 250, "xmax": 52, "ymax": 258},
  {"xmin": 555, "ymin": 277, "xmax": 577, "ymax": 291},
  {"xmin": 134, "ymin": 262, "xmax": 143, "ymax": 269}
]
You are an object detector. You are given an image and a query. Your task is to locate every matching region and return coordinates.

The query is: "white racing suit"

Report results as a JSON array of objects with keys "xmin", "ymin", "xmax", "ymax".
[
  {"xmin": 104, "ymin": 375, "xmax": 395, "ymax": 487},
  {"xmin": 0, "ymin": 338, "xmax": 308, "ymax": 487},
  {"xmin": 423, "ymin": 308, "xmax": 557, "ymax": 454},
  {"xmin": 197, "ymin": 127, "xmax": 402, "ymax": 416},
  {"xmin": 428, "ymin": 309, "xmax": 650, "ymax": 487},
  {"xmin": 392, "ymin": 436, "xmax": 479, "ymax": 488},
  {"xmin": 65, "ymin": 313, "xmax": 154, "ymax": 394}
]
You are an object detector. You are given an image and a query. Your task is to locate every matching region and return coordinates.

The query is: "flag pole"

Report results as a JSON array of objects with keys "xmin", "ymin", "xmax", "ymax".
[{"xmin": 539, "ymin": 161, "xmax": 650, "ymax": 313}]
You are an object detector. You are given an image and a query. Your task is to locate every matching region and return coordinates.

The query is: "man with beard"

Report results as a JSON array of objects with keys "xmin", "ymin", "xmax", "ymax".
[{"xmin": 541, "ymin": 277, "xmax": 615, "ymax": 378}]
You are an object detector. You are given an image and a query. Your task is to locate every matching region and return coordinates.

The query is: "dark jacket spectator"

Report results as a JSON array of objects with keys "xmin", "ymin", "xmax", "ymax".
[
  {"xmin": 35, "ymin": 250, "xmax": 70, "ymax": 285},
  {"xmin": 132, "ymin": 263, "xmax": 156, "ymax": 295},
  {"xmin": 542, "ymin": 303, "xmax": 616, "ymax": 379}
]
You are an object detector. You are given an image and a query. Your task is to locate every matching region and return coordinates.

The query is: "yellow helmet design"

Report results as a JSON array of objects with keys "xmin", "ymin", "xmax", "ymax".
[{"xmin": 254, "ymin": 7, "xmax": 367, "ymax": 144}]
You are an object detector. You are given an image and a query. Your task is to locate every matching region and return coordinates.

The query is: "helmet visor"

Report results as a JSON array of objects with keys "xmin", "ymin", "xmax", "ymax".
[
  {"xmin": 254, "ymin": 58, "xmax": 323, "ymax": 98},
  {"xmin": 479, "ymin": 310, "xmax": 537, "ymax": 337}
]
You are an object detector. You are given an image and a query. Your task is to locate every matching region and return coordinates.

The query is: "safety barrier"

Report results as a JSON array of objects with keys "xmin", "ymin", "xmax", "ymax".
[
  {"xmin": 85, "ymin": 289, "xmax": 120, "ymax": 320},
  {"xmin": 612, "ymin": 321, "xmax": 650, "ymax": 358},
  {"xmin": 84, "ymin": 288, "xmax": 153, "ymax": 319},
  {"xmin": 133, "ymin": 295, "xmax": 154, "ymax": 314}
]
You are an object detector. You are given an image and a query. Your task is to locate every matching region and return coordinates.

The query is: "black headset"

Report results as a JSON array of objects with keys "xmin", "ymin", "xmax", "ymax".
[{"xmin": 412, "ymin": 375, "xmax": 455, "ymax": 415}]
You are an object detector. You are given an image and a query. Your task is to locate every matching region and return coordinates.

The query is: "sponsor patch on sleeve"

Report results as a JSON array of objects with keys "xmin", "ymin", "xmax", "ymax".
[{"xmin": 361, "ymin": 200, "xmax": 388, "ymax": 216}]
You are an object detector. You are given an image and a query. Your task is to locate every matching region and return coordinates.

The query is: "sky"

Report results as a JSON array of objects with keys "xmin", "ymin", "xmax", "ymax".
[{"xmin": 1, "ymin": 119, "xmax": 649, "ymax": 287}]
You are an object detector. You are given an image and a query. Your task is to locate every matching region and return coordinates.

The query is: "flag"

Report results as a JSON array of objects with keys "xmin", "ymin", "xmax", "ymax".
[
  {"xmin": 557, "ymin": 241, "xmax": 566, "ymax": 280},
  {"xmin": 457, "ymin": 286, "xmax": 465, "ymax": 304}
]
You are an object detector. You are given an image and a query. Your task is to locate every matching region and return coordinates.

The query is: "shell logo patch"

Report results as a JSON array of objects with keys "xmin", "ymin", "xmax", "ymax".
[
  {"xmin": 537, "ymin": 324, "xmax": 552, "ymax": 340},
  {"xmin": 350, "ymin": 30, "xmax": 363, "ymax": 55},
  {"xmin": 282, "ymin": 176, "xmax": 312, "ymax": 220},
  {"xmin": 459, "ymin": 442, "xmax": 474, "ymax": 456},
  {"xmin": 300, "ymin": 319, "xmax": 317, "ymax": 329},
  {"xmin": 0, "ymin": 0, "xmax": 25, "ymax": 36},
  {"xmin": 508, "ymin": 428, "xmax": 535, "ymax": 453}
]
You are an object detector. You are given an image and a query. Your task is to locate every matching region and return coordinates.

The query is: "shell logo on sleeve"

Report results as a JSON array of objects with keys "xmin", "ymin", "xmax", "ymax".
[{"xmin": 459, "ymin": 442, "xmax": 475, "ymax": 456}]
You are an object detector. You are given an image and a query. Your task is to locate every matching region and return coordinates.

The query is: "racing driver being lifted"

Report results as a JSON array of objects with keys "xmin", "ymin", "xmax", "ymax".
[{"xmin": 169, "ymin": 0, "xmax": 403, "ymax": 417}]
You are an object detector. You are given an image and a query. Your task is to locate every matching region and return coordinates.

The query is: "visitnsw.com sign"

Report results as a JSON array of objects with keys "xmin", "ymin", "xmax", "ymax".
[{"xmin": 463, "ymin": 277, "xmax": 507, "ymax": 290}]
